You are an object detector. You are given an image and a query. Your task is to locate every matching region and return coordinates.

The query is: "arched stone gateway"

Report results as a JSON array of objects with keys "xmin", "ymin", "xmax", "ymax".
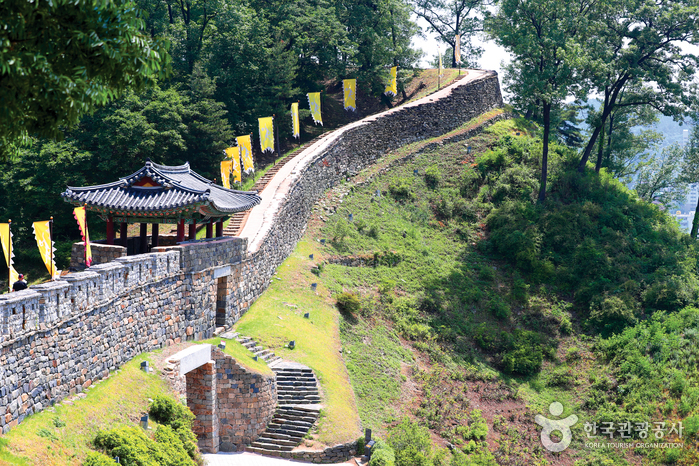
[{"xmin": 167, "ymin": 344, "xmax": 276, "ymax": 453}]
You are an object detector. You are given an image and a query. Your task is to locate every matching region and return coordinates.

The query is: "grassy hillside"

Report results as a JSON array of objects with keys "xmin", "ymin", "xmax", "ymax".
[
  {"xmin": 0, "ymin": 353, "xmax": 171, "ymax": 466},
  {"xmin": 292, "ymin": 117, "xmax": 699, "ymax": 465}
]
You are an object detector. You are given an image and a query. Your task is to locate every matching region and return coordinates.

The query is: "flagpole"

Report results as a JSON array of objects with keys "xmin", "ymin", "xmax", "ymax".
[
  {"xmin": 273, "ymin": 114, "xmax": 281, "ymax": 165},
  {"xmin": 7, "ymin": 219, "xmax": 11, "ymax": 292},
  {"xmin": 49, "ymin": 216, "xmax": 54, "ymax": 280}
]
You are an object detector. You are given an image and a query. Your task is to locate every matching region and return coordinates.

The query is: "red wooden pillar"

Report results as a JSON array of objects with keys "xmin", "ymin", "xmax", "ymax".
[
  {"xmin": 152, "ymin": 223, "xmax": 159, "ymax": 247},
  {"xmin": 120, "ymin": 222, "xmax": 128, "ymax": 248},
  {"xmin": 176, "ymin": 219, "xmax": 185, "ymax": 243},
  {"xmin": 206, "ymin": 222, "xmax": 213, "ymax": 239},
  {"xmin": 106, "ymin": 216, "xmax": 114, "ymax": 245},
  {"xmin": 188, "ymin": 221, "xmax": 196, "ymax": 240},
  {"xmin": 216, "ymin": 220, "xmax": 223, "ymax": 237},
  {"xmin": 140, "ymin": 223, "xmax": 148, "ymax": 253}
]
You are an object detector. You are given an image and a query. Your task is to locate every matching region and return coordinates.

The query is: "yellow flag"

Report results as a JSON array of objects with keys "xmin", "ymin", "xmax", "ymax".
[
  {"xmin": 307, "ymin": 92, "xmax": 323, "ymax": 126},
  {"xmin": 224, "ymin": 146, "xmax": 241, "ymax": 183},
  {"xmin": 290, "ymin": 102, "xmax": 300, "ymax": 139},
  {"xmin": 455, "ymin": 34, "xmax": 461, "ymax": 65},
  {"xmin": 220, "ymin": 159, "xmax": 232, "ymax": 188},
  {"xmin": 259, "ymin": 117, "xmax": 275, "ymax": 153},
  {"xmin": 73, "ymin": 207, "xmax": 93, "ymax": 267},
  {"xmin": 343, "ymin": 79, "xmax": 357, "ymax": 111},
  {"xmin": 33, "ymin": 220, "xmax": 59, "ymax": 279},
  {"xmin": 0, "ymin": 223, "xmax": 18, "ymax": 291},
  {"xmin": 384, "ymin": 66, "xmax": 397, "ymax": 97}
]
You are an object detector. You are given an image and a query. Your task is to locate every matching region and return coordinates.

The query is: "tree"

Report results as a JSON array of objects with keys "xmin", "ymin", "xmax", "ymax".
[
  {"xmin": 486, "ymin": 0, "xmax": 593, "ymax": 202},
  {"xmin": 0, "ymin": 0, "xmax": 170, "ymax": 157},
  {"xmin": 412, "ymin": 0, "xmax": 488, "ymax": 67},
  {"xmin": 681, "ymin": 125, "xmax": 699, "ymax": 238},
  {"xmin": 577, "ymin": 0, "xmax": 699, "ymax": 173},
  {"xmin": 585, "ymin": 100, "xmax": 663, "ymax": 179},
  {"xmin": 633, "ymin": 144, "xmax": 687, "ymax": 208}
]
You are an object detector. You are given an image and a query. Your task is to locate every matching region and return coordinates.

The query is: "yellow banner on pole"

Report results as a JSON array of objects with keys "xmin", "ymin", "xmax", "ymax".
[
  {"xmin": 33, "ymin": 220, "xmax": 58, "ymax": 279},
  {"xmin": 220, "ymin": 159, "xmax": 232, "ymax": 189},
  {"xmin": 259, "ymin": 117, "xmax": 275, "ymax": 153},
  {"xmin": 307, "ymin": 92, "xmax": 323, "ymax": 126},
  {"xmin": 290, "ymin": 102, "xmax": 300, "ymax": 139},
  {"xmin": 343, "ymin": 79, "xmax": 357, "ymax": 111},
  {"xmin": 455, "ymin": 34, "xmax": 461, "ymax": 65},
  {"xmin": 224, "ymin": 146, "xmax": 242, "ymax": 184},
  {"xmin": 384, "ymin": 66, "xmax": 397, "ymax": 96},
  {"xmin": 0, "ymin": 223, "xmax": 18, "ymax": 291},
  {"xmin": 73, "ymin": 207, "xmax": 93, "ymax": 267}
]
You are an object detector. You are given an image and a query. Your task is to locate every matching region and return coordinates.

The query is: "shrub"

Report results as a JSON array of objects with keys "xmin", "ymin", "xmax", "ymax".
[
  {"xmin": 149, "ymin": 396, "xmax": 194, "ymax": 431},
  {"xmin": 92, "ymin": 425, "xmax": 196, "ymax": 466},
  {"xmin": 488, "ymin": 296, "xmax": 510, "ymax": 320},
  {"xmin": 369, "ymin": 440, "xmax": 396, "ymax": 466},
  {"xmin": 589, "ymin": 296, "xmax": 637, "ymax": 336},
  {"xmin": 333, "ymin": 219, "xmax": 351, "ymax": 242},
  {"xmin": 389, "ymin": 178, "xmax": 414, "ymax": 200},
  {"xmin": 356, "ymin": 436, "xmax": 366, "ymax": 455},
  {"xmin": 83, "ymin": 452, "xmax": 118, "ymax": 466},
  {"xmin": 336, "ymin": 292, "xmax": 361, "ymax": 314},
  {"xmin": 388, "ymin": 418, "xmax": 432, "ymax": 466},
  {"xmin": 500, "ymin": 330, "xmax": 545, "ymax": 376},
  {"xmin": 148, "ymin": 396, "xmax": 198, "ymax": 460},
  {"xmin": 424, "ymin": 166, "xmax": 441, "ymax": 189}
]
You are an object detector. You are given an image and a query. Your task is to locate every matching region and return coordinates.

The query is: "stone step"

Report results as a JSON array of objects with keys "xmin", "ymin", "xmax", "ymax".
[
  {"xmin": 273, "ymin": 414, "xmax": 317, "ymax": 424},
  {"xmin": 270, "ymin": 418, "xmax": 314, "ymax": 428},
  {"xmin": 251, "ymin": 345, "xmax": 263, "ymax": 353},
  {"xmin": 249, "ymin": 442, "xmax": 294, "ymax": 452},
  {"xmin": 242, "ymin": 340, "xmax": 257, "ymax": 349},
  {"xmin": 276, "ymin": 374, "xmax": 317, "ymax": 380},
  {"xmin": 261, "ymin": 431, "xmax": 304, "ymax": 441},
  {"xmin": 277, "ymin": 380, "xmax": 317, "ymax": 387},
  {"xmin": 255, "ymin": 349, "xmax": 274, "ymax": 358},
  {"xmin": 278, "ymin": 394, "xmax": 320, "ymax": 400},
  {"xmin": 266, "ymin": 427, "xmax": 305, "ymax": 438},
  {"xmin": 268, "ymin": 422, "xmax": 310, "ymax": 433},
  {"xmin": 255, "ymin": 436, "xmax": 299, "ymax": 447},
  {"xmin": 278, "ymin": 399, "xmax": 319, "ymax": 405},
  {"xmin": 277, "ymin": 407, "xmax": 321, "ymax": 415},
  {"xmin": 246, "ymin": 446, "xmax": 286, "ymax": 456},
  {"xmin": 273, "ymin": 368, "xmax": 313, "ymax": 374}
]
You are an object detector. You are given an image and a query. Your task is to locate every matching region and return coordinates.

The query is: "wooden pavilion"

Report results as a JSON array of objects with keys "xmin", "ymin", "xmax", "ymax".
[{"xmin": 61, "ymin": 160, "xmax": 261, "ymax": 252}]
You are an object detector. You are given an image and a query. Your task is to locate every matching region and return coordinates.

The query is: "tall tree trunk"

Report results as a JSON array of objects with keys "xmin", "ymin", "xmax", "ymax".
[
  {"xmin": 538, "ymin": 102, "xmax": 551, "ymax": 203},
  {"xmin": 595, "ymin": 90, "xmax": 610, "ymax": 173},
  {"xmin": 691, "ymin": 198, "xmax": 699, "ymax": 238},
  {"xmin": 595, "ymin": 121, "xmax": 605, "ymax": 173},
  {"xmin": 578, "ymin": 78, "xmax": 627, "ymax": 172}
]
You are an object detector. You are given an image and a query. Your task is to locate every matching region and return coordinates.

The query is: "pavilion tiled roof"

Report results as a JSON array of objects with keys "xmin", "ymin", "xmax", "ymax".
[{"xmin": 62, "ymin": 160, "xmax": 261, "ymax": 218}]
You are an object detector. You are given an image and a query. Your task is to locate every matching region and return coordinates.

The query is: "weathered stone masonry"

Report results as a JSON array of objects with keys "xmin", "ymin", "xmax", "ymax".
[{"xmin": 0, "ymin": 72, "xmax": 503, "ymax": 443}]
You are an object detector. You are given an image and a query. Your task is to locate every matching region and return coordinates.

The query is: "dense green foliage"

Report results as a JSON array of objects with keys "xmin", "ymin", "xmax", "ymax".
[
  {"xmin": 369, "ymin": 439, "xmax": 396, "ymax": 466},
  {"xmin": 482, "ymin": 134, "xmax": 699, "ymax": 334},
  {"xmin": 91, "ymin": 425, "xmax": 194, "ymax": 466},
  {"xmin": 324, "ymin": 118, "xmax": 699, "ymax": 464},
  {"xmin": 148, "ymin": 396, "xmax": 199, "ymax": 461},
  {"xmin": 83, "ymin": 395, "xmax": 199, "ymax": 465},
  {"xmin": 0, "ymin": 0, "xmax": 170, "ymax": 157}
]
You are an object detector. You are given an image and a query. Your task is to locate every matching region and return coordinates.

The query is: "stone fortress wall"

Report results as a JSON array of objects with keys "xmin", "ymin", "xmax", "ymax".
[{"xmin": 0, "ymin": 72, "xmax": 504, "ymax": 442}]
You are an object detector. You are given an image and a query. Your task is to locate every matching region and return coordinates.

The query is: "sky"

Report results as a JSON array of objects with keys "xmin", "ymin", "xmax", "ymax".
[{"xmin": 410, "ymin": 17, "xmax": 511, "ymax": 75}]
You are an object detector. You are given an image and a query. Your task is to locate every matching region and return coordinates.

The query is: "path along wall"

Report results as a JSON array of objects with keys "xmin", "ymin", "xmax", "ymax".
[{"xmin": 0, "ymin": 72, "xmax": 503, "ymax": 438}]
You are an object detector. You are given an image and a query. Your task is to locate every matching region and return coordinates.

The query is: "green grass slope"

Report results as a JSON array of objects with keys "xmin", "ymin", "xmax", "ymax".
[{"xmin": 299, "ymin": 118, "xmax": 699, "ymax": 465}]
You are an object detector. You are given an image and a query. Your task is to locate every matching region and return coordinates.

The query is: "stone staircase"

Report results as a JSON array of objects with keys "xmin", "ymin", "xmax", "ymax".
[
  {"xmin": 247, "ymin": 405, "xmax": 320, "ymax": 454},
  {"xmin": 222, "ymin": 333, "xmax": 323, "ymax": 454},
  {"xmin": 273, "ymin": 363, "xmax": 322, "ymax": 405},
  {"xmin": 227, "ymin": 332, "xmax": 283, "ymax": 366}
]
